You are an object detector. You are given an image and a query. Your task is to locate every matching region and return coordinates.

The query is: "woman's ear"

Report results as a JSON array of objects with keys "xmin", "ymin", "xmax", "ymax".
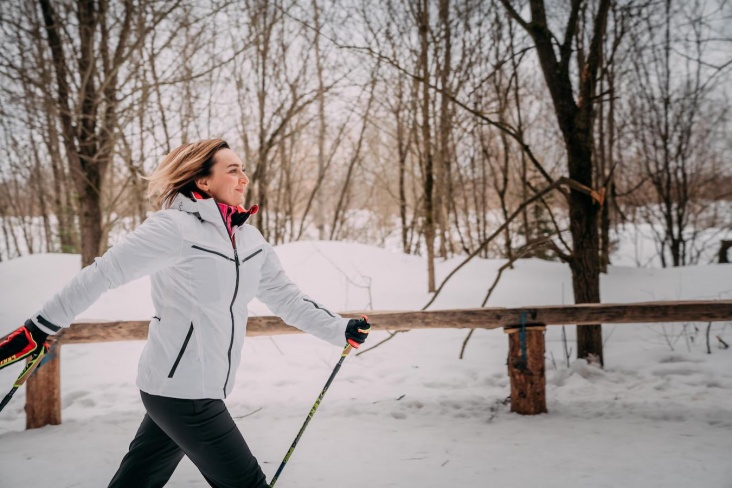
[{"xmin": 195, "ymin": 176, "xmax": 209, "ymax": 193}]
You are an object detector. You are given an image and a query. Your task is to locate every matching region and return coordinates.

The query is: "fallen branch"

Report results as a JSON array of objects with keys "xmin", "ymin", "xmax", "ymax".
[
  {"xmin": 233, "ymin": 407, "xmax": 263, "ymax": 420},
  {"xmin": 355, "ymin": 330, "xmax": 408, "ymax": 356}
]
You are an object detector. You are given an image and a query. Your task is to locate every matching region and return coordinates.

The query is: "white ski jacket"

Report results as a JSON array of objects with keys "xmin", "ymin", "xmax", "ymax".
[{"xmin": 31, "ymin": 193, "xmax": 348, "ymax": 399}]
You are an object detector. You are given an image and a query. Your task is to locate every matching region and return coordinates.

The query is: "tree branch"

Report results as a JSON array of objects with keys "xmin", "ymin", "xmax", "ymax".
[
  {"xmin": 561, "ymin": 0, "xmax": 582, "ymax": 72},
  {"xmin": 579, "ymin": 0, "xmax": 612, "ymax": 110},
  {"xmin": 460, "ymin": 236, "xmax": 555, "ymax": 359},
  {"xmin": 275, "ymin": 1, "xmax": 555, "ymax": 187},
  {"xmin": 355, "ymin": 330, "xmax": 409, "ymax": 357},
  {"xmin": 497, "ymin": 0, "xmax": 531, "ymax": 32},
  {"xmin": 422, "ymin": 176, "xmax": 588, "ymax": 310}
]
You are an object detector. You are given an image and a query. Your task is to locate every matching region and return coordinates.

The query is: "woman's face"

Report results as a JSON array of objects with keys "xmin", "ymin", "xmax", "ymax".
[{"xmin": 195, "ymin": 148, "xmax": 249, "ymax": 206}]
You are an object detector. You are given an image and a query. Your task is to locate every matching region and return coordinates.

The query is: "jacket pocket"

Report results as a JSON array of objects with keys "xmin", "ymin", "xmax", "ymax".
[
  {"xmin": 240, "ymin": 248, "xmax": 263, "ymax": 263},
  {"xmin": 191, "ymin": 244, "xmax": 235, "ymax": 261},
  {"xmin": 168, "ymin": 322, "xmax": 194, "ymax": 378}
]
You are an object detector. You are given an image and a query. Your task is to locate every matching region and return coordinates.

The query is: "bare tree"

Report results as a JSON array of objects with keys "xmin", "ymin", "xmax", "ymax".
[
  {"xmin": 33, "ymin": 0, "xmax": 189, "ymax": 265},
  {"xmin": 312, "ymin": 0, "xmax": 328, "ymax": 241},
  {"xmin": 415, "ymin": 0, "xmax": 437, "ymax": 291},
  {"xmin": 594, "ymin": 1, "xmax": 631, "ymax": 272},
  {"xmin": 627, "ymin": 0, "xmax": 731, "ymax": 267},
  {"xmin": 500, "ymin": 0, "xmax": 611, "ymax": 365}
]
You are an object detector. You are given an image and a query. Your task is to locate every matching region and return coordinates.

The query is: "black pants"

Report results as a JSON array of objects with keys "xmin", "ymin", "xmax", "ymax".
[{"xmin": 108, "ymin": 391, "xmax": 268, "ymax": 488}]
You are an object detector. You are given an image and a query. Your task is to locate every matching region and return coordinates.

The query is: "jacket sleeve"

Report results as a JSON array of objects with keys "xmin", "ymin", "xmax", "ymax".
[
  {"xmin": 256, "ymin": 244, "xmax": 348, "ymax": 347},
  {"xmin": 31, "ymin": 210, "xmax": 183, "ymax": 335}
]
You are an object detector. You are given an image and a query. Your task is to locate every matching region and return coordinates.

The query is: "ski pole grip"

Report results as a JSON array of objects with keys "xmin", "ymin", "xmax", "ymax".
[{"xmin": 346, "ymin": 314, "xmax": 370, "ymax": 349}]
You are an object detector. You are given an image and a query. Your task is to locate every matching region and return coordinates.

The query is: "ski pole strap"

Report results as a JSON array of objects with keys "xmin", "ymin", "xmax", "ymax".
[
  {"xmin": 519, "ymin": 310, "xmax": 528, "ymax": 368},
  {"xmin": 39, "ymin": 341, "xmax": 60, "ymax": 367}
]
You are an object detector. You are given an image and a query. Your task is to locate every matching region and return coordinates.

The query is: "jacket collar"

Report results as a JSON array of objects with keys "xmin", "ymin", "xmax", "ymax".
[{"xmin": 168, "ymin": 192, "xmax": 258, "ymax": 229}]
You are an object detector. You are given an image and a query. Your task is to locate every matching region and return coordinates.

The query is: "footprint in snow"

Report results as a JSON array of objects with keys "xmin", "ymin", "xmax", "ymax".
[{"xmin": 62, "ymin": 390, "xmax": 96, "ymax": 409}]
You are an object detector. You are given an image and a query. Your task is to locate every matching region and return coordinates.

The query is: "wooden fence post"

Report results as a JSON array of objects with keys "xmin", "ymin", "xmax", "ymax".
[
  {"xmin": 505, "ymin": 325, "xmax": 547, "ymax": 415},
  {"xmin": 25, "ymin": 344, "xmax": 61, "ymax": 429}
]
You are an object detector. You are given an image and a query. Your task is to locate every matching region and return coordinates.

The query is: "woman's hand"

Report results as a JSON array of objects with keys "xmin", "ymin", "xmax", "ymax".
[
  {"xmin": 345, "ymin": 315, "xmax": 371, "ymax": 348},
  {"xmin": 0, "ymin": 320, "xmax": 49, "ymax": 370}
]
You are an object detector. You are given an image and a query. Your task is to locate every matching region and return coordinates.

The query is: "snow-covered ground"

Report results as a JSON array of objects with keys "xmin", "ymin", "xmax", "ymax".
[{"xmin": 0, "ymin": 241, "xmax": 731, "ymax": 487}]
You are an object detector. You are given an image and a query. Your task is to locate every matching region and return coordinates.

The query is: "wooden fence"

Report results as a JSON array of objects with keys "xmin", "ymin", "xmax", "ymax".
[{"xmin": 23, "ymin": 300, "xmax": 732, "ymax": 428}]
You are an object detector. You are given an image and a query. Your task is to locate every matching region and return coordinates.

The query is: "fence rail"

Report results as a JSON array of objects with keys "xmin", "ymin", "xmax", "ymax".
[{"xmin": 22, "ymin": 300, "xmax": 732, "ymax": 428}]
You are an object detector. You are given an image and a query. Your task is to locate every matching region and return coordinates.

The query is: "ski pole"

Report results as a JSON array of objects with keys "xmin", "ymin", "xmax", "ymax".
[
  {"xmin": 269, "ymin": 341, "xmax": 357, "ymax": 487},
  {"xmin": 0, "ymin": 344, "xmax": 48, "ymax": 413}
]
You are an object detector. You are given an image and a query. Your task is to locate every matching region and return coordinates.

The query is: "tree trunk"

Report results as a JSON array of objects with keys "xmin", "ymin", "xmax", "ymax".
[
  {"xmin": 313, "ymin": 0, "xmax": 327, "ymax": 241},
  {"xmin": 436, "ymin": 0, "xmax": 452, "ymax": 259},
  {"xmin": 568, "ymin": 141, "xmax": 603, "ymax": 365},
  {"xmin": 500, "ymin": 0, "xmax": 610, "ymax": 365},
  {"xmin": 599, "ymin": 59, "xmax": 617, "ymax": 274},
  {"xmin": 396, "ymin": 96, "xmax": 410, "ymax": 254},
  {"xmin": 418, "ymin": 0, "xmax": 436, "ymax": 292},
  {"xmin": 44, "ymin": 105, "xmax": 78, "ymax": 254}
]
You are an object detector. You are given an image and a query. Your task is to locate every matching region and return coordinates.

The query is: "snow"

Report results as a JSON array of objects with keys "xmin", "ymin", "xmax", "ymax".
[{"xmin": 1, "ymin": 241, "xmax": 731, "ymax": 487}]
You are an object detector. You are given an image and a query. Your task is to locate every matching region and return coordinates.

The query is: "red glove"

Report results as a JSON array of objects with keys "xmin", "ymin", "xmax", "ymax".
[{"xmin": 0, "ymin": 320, "xmax": 49, "ymax": 370}]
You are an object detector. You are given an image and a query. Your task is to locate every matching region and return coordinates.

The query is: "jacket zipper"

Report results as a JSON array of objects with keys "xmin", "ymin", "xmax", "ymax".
[
  {"xmin": 219, "ymin": 206, "xmax": 240, "ymax": 398},
  {"xmin": 222, "ymin": 247, "xmax": 239, "ymax": 396},
  {"xmin": 222, "ymin": 249, "xmax": 263, "ymax": 395},
  {"xmin": 217, "ymin": 207, "xmax": 263, "ymax": 397},
  {"xmin": 168, "ymin": 322, "xmax": 194, "ymax": 378}
]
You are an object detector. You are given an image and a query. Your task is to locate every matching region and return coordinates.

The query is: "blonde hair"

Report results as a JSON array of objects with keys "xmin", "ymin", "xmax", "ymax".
[{"xmin": 146, "ymin": 139, "xmax": 230, "ymax": 209}]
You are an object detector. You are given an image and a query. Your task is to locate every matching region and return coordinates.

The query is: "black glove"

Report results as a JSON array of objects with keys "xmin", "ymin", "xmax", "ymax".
[
  {"xmin": 0, "ymin": 320, "xmax": 49, "ymax": 370},
  {"xmin": 345, "ymin": 315, "xmax": 371, "ymax": 348}
]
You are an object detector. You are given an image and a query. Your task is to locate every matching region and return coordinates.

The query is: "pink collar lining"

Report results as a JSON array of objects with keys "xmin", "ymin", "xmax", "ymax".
[{"xmin": 191, "ymin": 191, "xmax": 258, "ymax": 238}]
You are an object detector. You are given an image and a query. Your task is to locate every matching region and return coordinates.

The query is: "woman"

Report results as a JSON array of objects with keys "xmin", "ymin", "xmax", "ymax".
[{"xmin": 0, "ymin": 139, "xmax": 371, "ymax": 487}]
